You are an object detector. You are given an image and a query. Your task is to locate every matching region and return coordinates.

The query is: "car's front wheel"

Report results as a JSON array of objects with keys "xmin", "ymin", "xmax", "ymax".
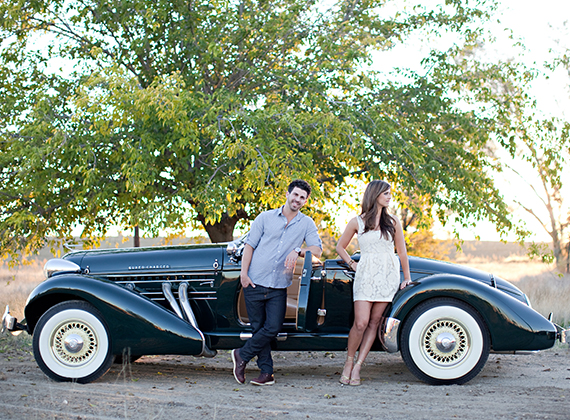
[
  {"xmin": 400, "ymin": 298, "xmax": 490, "ymax": 385},
  {"xmin": 33, "ymin": 300, "xmax": 113, "ymax": 383}
]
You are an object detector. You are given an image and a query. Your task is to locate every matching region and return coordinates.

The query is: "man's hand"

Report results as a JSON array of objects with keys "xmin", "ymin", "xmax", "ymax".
[
  {"xmin": 241, "ymin": 273, "xmax": 255, "ymax": 288},
  {"xmin": 284, "ymin": 249, "xmax": 299, "ymax": 272}
]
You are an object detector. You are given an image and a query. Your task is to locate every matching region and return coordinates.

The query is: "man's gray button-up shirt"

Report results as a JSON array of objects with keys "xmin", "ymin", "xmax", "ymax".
[{"xmin": 245, "ymin": 206, "xmax": 322, "ymax": 289}]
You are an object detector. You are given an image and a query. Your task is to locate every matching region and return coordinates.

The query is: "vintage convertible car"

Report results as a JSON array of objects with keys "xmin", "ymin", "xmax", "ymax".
[{"xmin": 3, "ymin": 235, "xmax": 568, "ymax": 385}]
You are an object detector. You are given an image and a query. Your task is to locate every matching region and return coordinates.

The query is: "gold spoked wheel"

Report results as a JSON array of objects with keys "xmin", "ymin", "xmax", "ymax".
[
  {"xmin": 422, "ymin": 318, "xmax": 469, "ymax": 366},
  {"xmin": 52, "ymin": 320, "xmax": 98, "ymax": 366}
]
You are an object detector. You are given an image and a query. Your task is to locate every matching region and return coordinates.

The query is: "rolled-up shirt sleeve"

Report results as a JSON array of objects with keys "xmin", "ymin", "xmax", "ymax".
[
  {"xmin": 304, "ymin": 219, "xmax": 322, "ymax": 249},
  {"xmin": 245, "ymin": 213, "xmax": 264, "ymax": 249}
]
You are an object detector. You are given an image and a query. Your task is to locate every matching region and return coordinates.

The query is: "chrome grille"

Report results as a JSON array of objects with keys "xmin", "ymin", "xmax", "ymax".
[{"xmin": 103, "ymin": 272, "xmax": 218, "ymax": 301}]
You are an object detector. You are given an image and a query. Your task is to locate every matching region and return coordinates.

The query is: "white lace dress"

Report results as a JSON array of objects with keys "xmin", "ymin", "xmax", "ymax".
[{"xmin": 353, "ymin": 216, "xmax": 400, "ymax": 302}]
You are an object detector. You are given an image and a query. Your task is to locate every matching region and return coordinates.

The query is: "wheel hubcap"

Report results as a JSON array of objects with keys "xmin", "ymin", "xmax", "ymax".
[
  {"xmin": 422, "ymin": 319, "xmax": 469, "ymax": 366},
  {"xmin": 51, "ymin": 321, "xmax": 98, "ymax": 367},
  {"xmin": 63, "ymin": 334, "xmax": 84, "ymax": 353},
  {"xmin": 435, "ymin": 332, "xmax": 456, "ymax": 352}
]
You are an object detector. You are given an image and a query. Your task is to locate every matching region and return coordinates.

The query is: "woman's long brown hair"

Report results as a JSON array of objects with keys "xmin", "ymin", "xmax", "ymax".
[{"xmin": 360, "ymin": 180, "xmax": 395, "ymax": 241}]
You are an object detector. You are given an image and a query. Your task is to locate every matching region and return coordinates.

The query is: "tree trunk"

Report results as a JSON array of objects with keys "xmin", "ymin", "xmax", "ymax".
[
  {"xmin": 134, "ymin": 225, "xmax": 140, "ymax": 247},
  {"xmin": 198, "ymin": 210, "xmax": 248, "ymax": 243}
]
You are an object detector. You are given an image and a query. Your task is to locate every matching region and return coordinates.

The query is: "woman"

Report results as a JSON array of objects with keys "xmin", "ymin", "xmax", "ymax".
[{"xmin": 336, "ymin": 180, "xmax": 411, "ymax": 386}]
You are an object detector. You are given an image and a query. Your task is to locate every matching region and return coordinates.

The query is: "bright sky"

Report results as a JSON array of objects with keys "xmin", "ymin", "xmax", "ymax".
[
  {"xmin": 448, "ymin": 0, "xmax": 570, "ymax": 242},
  {"xmin": 330, "ymin": 0, "xmax": 570, "ymax": 244}
]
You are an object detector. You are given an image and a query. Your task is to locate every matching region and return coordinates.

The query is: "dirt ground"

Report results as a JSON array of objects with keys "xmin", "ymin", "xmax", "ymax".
[{"xmin": 0, "ymin": 343, "xmax": 568, "ymax": 420}]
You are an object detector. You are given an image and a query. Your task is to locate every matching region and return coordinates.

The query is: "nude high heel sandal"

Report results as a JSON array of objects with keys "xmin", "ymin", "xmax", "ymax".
[
  {"xmin": 339, "ymin": 355, "xmax": 354, "ymax": 385},
  {"xmin": 349, "ymin": 359, "xmax": 364, "ymax": 386}
]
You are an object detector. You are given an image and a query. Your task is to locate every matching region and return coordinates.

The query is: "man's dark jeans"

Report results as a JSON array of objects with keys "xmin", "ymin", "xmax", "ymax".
[{"xmin": 239, "ymin": 285, "xmax": 287, "ymax": 375}]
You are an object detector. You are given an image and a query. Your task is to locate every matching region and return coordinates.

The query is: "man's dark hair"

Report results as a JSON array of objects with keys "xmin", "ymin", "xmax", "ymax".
[{"xmin": 288, "ymin": 179, "xmax": 312, "ymax": 196}]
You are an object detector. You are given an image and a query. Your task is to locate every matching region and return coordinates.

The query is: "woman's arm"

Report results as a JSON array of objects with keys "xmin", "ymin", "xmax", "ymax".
[
  {"xmin": 336, "ymin": 217, "xmax": 359, "ymax": 271},
  {"xmin": 392, "ymin": 215, "xmax": 412, "ymax": 288}
]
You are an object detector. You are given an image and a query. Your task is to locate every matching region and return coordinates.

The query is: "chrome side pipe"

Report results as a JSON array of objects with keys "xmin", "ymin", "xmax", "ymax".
[
  {"xmin": 162, "ymin": 282, "xmax": 216, "ymax": 357},
  {"xmin": 162, "ymin": 282, "xmax": 184, "ymax": 319},
  {"xmin": 178, "ymin": 282, "xmax": 199, "ymax": 329}
]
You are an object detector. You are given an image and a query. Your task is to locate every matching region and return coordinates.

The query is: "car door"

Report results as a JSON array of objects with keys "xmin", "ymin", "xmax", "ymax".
[{"xmin": 295, "ymin": 252, "xmax": 315, "ymax": 331}]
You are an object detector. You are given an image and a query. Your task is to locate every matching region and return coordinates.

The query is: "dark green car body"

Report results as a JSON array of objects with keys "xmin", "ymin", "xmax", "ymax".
[{"xmin": 4, "ymin": 237, "xmax": 567, "ymax": 385}]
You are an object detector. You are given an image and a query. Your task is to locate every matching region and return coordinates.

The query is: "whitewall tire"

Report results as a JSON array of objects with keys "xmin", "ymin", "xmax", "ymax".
[
  {"xmin": 32, "ymin": 300, "xmax": 113, "ymax": 383},
  {"xmin": 400, "ymin": 298, "xmax": 490, "ymax": 385}
]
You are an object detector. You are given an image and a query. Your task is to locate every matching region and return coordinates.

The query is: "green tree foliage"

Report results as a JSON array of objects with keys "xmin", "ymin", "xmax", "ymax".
[{"xmin": 1, "ymin": 0, "xmax": 523, "ymax": 262}]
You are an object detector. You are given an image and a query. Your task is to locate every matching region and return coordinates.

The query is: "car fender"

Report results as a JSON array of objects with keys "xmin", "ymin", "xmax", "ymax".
[
  {"xmin": 390, "ymin": 274, "xmax": 557, "ymax": 351},
  {"xmin": 24, "ymin": 274, "xmax": 204, "ymax": 356}
]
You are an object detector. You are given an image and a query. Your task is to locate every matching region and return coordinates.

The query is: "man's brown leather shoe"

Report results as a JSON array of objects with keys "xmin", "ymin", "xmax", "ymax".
[
  {"xmin": 231, "ymin": 349, "xmax": 246, "ymax": 384},
  {"xmin": 250, "ymin": 372, "xmax": 275, "ymax": 386}
]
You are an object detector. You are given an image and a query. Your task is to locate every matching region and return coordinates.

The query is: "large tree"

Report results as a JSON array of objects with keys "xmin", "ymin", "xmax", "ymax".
[{"xmin": 1, "ymin": 0, "xmax": 521, "ymax": 262}]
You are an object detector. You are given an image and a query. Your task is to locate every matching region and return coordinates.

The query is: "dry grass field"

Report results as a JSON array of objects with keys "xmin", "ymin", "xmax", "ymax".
[{"xmin": 0, "ymin": 259, "xmax": 45, "ymax": 321}]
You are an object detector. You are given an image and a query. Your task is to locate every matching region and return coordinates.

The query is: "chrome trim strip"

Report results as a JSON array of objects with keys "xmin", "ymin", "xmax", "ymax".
[
  {"xmin": 116, "ymin": 279, "xmax": 216, "ymax": 285},
  {"xmin": 126, "ymin": 289, "xmax": 216, "ymax": 296},
  {"xmin": 161, "ymin": 282, "xmax": 184, "ymax": 319},
  {"xmin": 240, "ymin": 332, "xmax": 252, "ymax": 341},
  {"xmin": 104, "ymin": 271, "xmax": 219, "ymax": 278},
  {"xmin": 149, "ymin": 297, "xmax": 217, "ymax": 301},
  {"xmin": 380, "ymin": 317, "xmax": 400, "ymax": 353}
]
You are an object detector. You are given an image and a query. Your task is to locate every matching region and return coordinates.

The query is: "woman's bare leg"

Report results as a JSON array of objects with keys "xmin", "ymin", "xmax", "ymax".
[
  {"xmin": 350, "ymin": 301, "xmax": 389, "ymax": 382},
  {"xmin": 341, "ymin": 300, "xmax": 373, "ymax": 381}
]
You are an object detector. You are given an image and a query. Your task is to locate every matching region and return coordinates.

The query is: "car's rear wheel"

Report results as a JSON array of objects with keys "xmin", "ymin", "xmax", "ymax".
[
  {"xmin": 33, "ymin": 300, "xmax": 113, "ymax": 383},
  {"xmin": 400, "ymin": 298, "xmax": 490, "ymax": 385}
]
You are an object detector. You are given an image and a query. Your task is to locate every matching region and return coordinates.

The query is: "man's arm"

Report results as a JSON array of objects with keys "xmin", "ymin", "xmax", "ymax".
[
  {"xmin": 284, "ymin": 245, "xmax": 322, "ymax": 271},
  {"xmin": 304, "ymin": 218, "xmax": 323, "ymax": 258},
  {"xmin": 301, "ymin": 245, "xmax": 322, "ymax": 259},
  {"xmin": 240, "ymin": 244, "xmax": 256, "ymax": 288}
]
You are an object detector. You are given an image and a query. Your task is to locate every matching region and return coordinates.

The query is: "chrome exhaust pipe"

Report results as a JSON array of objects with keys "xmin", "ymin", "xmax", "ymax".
[
  {"xmin": 162, "ymin": 282, "xmax": 184, "ymax": 319},
  {"xmin": 178, "ymin": 282, "xmax": 216, "ymax": 358}
]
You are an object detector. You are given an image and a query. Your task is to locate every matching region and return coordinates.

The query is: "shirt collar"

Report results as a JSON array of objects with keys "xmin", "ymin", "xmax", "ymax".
[{"xmin": 277, "ymin": 206, "xmax": 303, "ymax": 222}]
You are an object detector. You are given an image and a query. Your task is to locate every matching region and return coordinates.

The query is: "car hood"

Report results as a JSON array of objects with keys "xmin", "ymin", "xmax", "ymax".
[{"xmin": 63, "ymin": 244, "xmax": 225, "ymax": 275}]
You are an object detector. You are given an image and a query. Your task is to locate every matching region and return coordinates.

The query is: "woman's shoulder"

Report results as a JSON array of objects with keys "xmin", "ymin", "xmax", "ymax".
[
  {"xmin": 343, "ymin": 215, "xmax": 361, "ymax": 229},
  {"xmin": 347, "ymin": 215, "xmax": 361, "ymax": 224},
  {"xmin": 388, "ymin": 213, "xmax": 402, "ymax": 228},
  {"xmin": 354, "ymin": 215, "xmax": 365, "ymax": 231}
]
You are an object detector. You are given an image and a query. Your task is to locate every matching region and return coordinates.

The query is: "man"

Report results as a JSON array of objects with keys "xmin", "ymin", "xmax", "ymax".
[{"xmin": 232, "ymin": 179, "xmax": 322, "ymax": 386}]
